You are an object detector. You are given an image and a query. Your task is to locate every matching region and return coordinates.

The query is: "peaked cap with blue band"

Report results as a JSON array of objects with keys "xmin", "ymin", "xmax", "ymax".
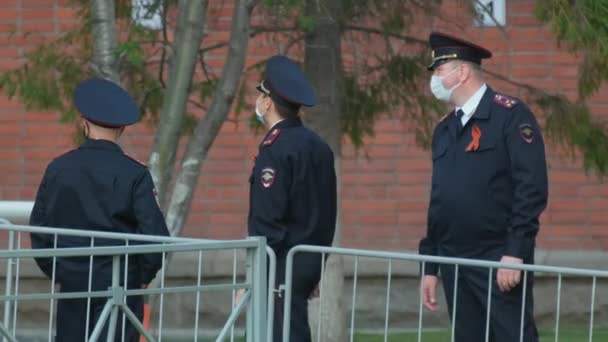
[
  {"xmin": 73, "ymin": 78, "xmax": 140, "ymax": 127},
  {"xmin": 256, "ymin": 55, "xmax": 317, "ymax": 108},
  {"xmin": 427, "ymin": 32, "xmax": 492, "ymax": 71}
]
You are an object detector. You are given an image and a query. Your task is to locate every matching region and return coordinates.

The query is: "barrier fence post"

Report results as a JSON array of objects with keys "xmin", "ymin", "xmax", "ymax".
[
  {"xmin": 2, "ymin": 228, "xmax": 14, "ymax": 342},
  {"xmin": 246, "ymin": 237, "xmax": 267, "ymax": 342}
]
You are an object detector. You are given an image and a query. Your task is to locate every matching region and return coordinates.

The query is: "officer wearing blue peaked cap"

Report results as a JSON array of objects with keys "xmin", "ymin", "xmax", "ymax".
[
  {"xmin": 73, "ymin": 77, "xmax": 141, "ymax": 127},
  {"xmin": 256, "ymin": 55, "xmax": 317, "ymax": 110},
  {"xmin": 248, "ymin": 55, "xmax": 336, "ymax": 342},
  {"xmin": 30, "ymin": 77, "xmax": 169, "ymax": 342}
]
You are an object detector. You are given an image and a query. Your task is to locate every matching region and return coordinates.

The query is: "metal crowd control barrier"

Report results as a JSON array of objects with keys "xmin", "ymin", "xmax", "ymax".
[
  {"xmin": 282, "ymin": 245, "xmax": 608, "ymax": 342},
  {"xmin": 0, "ymin": 223, "xmax": 269, "ymax": 342}
]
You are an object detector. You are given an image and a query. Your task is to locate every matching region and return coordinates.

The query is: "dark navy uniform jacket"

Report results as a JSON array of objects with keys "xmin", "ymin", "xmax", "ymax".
[
  {"xmin": 248, "ymin": 118, "xmax": 337, "ymax": 253},
  {"xmin": 419, "ymin": 87, "xmax": 548, "ymax": 275},
  {"xmin": 30, "ymin": 138, "xmax": 170, "ymax": 288}
]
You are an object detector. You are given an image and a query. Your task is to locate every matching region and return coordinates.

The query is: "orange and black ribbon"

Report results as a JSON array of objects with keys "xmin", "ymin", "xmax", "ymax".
[{"xmin": 465, "ymin": 125, "xmax": 482, "ymax": 152}]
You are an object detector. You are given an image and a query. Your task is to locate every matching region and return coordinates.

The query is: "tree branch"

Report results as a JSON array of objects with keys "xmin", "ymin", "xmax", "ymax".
[
  {"xmin": 343, "ymin": 24, "xmax": 427, "ymax": 45},
  {"xmin": 482, "ymin": 68, "xmax": 542, "ymax": 96},
  {"xmin": 148, "ymin": 0, "xmax": 209, "ymax": 209},
  {"xmin": 157, "ymin": 0, "xmax": 172, "ymax": 88},
  {"xmin": 165, "ymin": 0, "xmax": 255, "ymax": 237},
  {"xmin": 197, "ymin": 25, "xmax": 298, "ymax": 56},
  {"xmin": 200, "ymin": 41, "xmax": 229, "ymax": 54},
  {"xmin": 188, "ymin": 98, "xmax": 207, "ymax": 110},
  {"xmin": 250, "ymin": 24, "xmax": 298, "ymax": 34},
  {"xmin": 89, "ymin": 0, "xmax": 120, "ymax": 82}
]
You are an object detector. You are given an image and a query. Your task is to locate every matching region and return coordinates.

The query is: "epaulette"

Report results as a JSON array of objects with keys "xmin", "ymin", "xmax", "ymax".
[
  {"xmin": 124, "ymin": 153, "xmax": 147, "ymax": 167},
  {"xmin": 262, "ymin": 128, "xmax": 281, "ymax": 146},
  {"xmin": 493, "ymin": 93, "xmax": 518, "ymax": 109}
]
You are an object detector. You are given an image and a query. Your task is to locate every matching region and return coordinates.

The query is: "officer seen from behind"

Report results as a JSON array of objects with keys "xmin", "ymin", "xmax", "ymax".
[{"xmin": 30, "ymin": 78, "xmax": 170, "ymax": 342}]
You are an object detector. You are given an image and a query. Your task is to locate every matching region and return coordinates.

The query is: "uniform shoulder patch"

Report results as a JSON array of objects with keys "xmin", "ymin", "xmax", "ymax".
[
  {"xmin": 260, "ymin": 167, "xmax": 276, "ymax": 188},
  {"xmin": 124, "ymin": 153, "xmax": 147, "ymax": 168},
  {"xmin": 493, "ymin": 93, "xmax": 518, "ymax": 109},
  {"xmin": 262, "ymin": 128, "xmax": 281, "ymax": 146},
  {"xmin": 519, "ymin": 123, "xmax": 535, "ymax": 143}
]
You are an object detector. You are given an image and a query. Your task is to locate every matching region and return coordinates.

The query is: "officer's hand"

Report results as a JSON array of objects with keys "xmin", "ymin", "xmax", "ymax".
[
  {"xmin": 497, "ymin": 256, "xmax": 523, "ymax": 292},
  {"xmin": 141, "ymin": 284, "xmax": 148, "ymax": 289},
  {"xmin": 235, "ymin": 289, "xmax": 245, "ymax": 304},
  {"xmin": 309, "ymin": 284, "xmax": 320, "ymax": 299},
  {"xmin": 422, "ymin": 275, "xmax": 439, "ymax": 312}
]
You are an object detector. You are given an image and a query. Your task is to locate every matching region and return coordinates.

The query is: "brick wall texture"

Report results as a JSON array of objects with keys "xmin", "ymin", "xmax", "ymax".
[{"xmin": 1, "ymin": 0, "xmax": 607, "ymax": 250}]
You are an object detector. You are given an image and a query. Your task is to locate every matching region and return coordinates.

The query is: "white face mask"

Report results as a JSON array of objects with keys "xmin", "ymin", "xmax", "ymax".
[
  {"xmin": 430, "ymin": 65, "xmax": 463, "ymax": 102},
  {"xmin": 255, "ymin": 97, "xmax": 265, "ymax": 124}
]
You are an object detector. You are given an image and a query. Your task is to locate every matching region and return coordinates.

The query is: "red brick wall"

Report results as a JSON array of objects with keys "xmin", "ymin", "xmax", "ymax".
[{"xmin": 1, "ymin": 0, "xmax": 607, "ymax": 250}]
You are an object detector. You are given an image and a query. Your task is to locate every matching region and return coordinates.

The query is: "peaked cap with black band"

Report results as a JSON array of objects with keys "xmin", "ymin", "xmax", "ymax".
[{"xmin": 427, "ymin": 31, "xmax": 492, "ymax": 71}]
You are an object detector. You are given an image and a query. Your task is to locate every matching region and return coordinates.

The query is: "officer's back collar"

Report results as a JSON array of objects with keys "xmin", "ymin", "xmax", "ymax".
[
  {"xmin": 79, "ymin": 138, "xmax": 123, "ymax": 152},
  {"xmin": 272, "ymin": 117, "xmax": 302, "ymax": 130}
]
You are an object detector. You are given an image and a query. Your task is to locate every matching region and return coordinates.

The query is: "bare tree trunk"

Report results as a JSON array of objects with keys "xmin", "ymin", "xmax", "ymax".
[
  {"xmin": 147, "ymin": 0, "xmax": 208, "ymax": 208},
  {"xmin": 89, "ymin": 0, "xmax": 120, "ymax": 82},
  {"xmin": 164, "ymin": 0, "xmax": 256, "ymax": 236},
  {"xmin": 302, "ymin": 1, "xmax": 347, "ymax": 341}
]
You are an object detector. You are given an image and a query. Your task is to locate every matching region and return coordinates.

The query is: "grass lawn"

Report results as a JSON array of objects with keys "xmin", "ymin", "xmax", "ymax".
[
  {"xmin": 354, "ymin": 328, "xmax": 608, "ymax": 341},
  {"xmin": 176, "ymin": 328, "xmax": 608, "ymax": 341}
]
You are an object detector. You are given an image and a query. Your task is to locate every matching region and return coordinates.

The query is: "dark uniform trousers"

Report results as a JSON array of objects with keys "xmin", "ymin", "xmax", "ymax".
[
  {"xmin": 440, "ymin": 262, "xmax": 538, "ymax": 342},
  {"xmin": 52, "ymin": 259, "xmax": 144, "ymax": 342},
  {"xmin": 272, "ymin": 252, "xmax": 323, "ymax": 342},
  {"xmin": 56, "ymin": 285, "xmax": 143, "ymax": 342}
]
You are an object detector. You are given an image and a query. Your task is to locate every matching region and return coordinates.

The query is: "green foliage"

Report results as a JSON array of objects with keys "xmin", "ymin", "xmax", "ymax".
[
  {"xmin": 343, "ymin": 54, "xmax": 445, "ymax": 148},
  {"xmin": 297, "ymin": 15, "xmax": 316, "ymax": 32},
  {"xmin": 341, "ymin": 0, "xmax": 441, "ymax": 26},
  {"xmin": 0, "ymin": 34, "xmax": 87, "ymax": 119},
  {"xmin": 535, "ymin": 0, "xmax": 608, "ymax": 98},
  {"xmin": 532, "ymin": 0, "xmax": 608, "ymax": 174},
  {"xmin": 262, "ymin": 0, "xmax": 304, "ymax": 10},
  {"xmin": 537, "ymin": 93, "xmax": 608, "ymax": 175},
  {"xmin": 116, "ymin": 40, "xmax": 146, "ymax": 67},
  {"xmin": 341, "ymin": 76, "xmax": 386, "ymax": 148},
  {"xmin": 195, "ymin": 79, "xmax": 219, "ymax": 103},
  {"xmin": 0, "ymin": 0, "xmax": 180, "ymax": 132},
  {"xmin": 181, "ymin": 112, "xmax": 199, "ymax": 135},
  {"xmin": 380, "ymin": 14, "xmax": 406, "ymax": 34}
]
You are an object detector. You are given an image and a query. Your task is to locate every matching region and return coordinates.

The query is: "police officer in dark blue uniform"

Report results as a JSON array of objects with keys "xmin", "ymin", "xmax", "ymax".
[
  {"xmin": 419, "ymin": 32, "xmax": 548, "ymax": 342},
  {"xmin": 30, "ymin": 78, "xmax": 170, "ymax": 342},
  {"xmin": 248, "ymin": 55, "xmax": 337, "ymax": 342}
]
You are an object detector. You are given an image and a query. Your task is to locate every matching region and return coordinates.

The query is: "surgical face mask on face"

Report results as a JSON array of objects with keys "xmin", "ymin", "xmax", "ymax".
[
  {"xmin": 255, "ymin": 98, "xmax": 266, "ymax": 124},
  {"xmin": 430, "ymin": 65, "xmax": 463, "ymax": 102}
]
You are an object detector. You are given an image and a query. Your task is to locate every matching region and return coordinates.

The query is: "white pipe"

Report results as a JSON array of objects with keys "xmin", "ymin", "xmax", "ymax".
[{"xmin": 0, "ymin": 201, "xmax": 34, "ymax": 225}]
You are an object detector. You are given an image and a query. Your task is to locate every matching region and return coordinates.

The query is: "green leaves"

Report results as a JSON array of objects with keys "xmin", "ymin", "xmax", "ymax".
[
  {"xmin": 533, "ymin": 0, "xmax": 608, "ymax": 174},
  {"xmin": 538, "ymin": 93, "xmax": 608, "ymax": 175},
  {"xmin": 340, "ymin": 54, "xmax": 444, "ymax": 149},
  {"xmin": 341, "ymin": 76, "xmax": 385, "ymax": 148},
  {"xmin": 116, "ymin": 41, "xmax": 146, "ymax": 68},
  {"xmin": 0, "ymin": 42, "xmax": 84, "ymax": 116},
  {"xmin": 297, "ymin": 15, "xmax": 316, "ymax": 32},
  {"xmin": 380, "ymin": 13, "xmax": 406, "ymax": 34},
  {"xmin": 262, "ymin": 0, "xmax": 304, "ymax": 10},
  {"xmin": 535, "ymin": 0, "xmax": 608, "ymax": 98}
]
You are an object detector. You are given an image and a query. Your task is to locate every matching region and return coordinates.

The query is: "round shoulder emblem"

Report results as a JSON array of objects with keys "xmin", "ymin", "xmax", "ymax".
[{"xmin": 260, "ymin": 167, "xmax": 275, "ymax": 188}]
